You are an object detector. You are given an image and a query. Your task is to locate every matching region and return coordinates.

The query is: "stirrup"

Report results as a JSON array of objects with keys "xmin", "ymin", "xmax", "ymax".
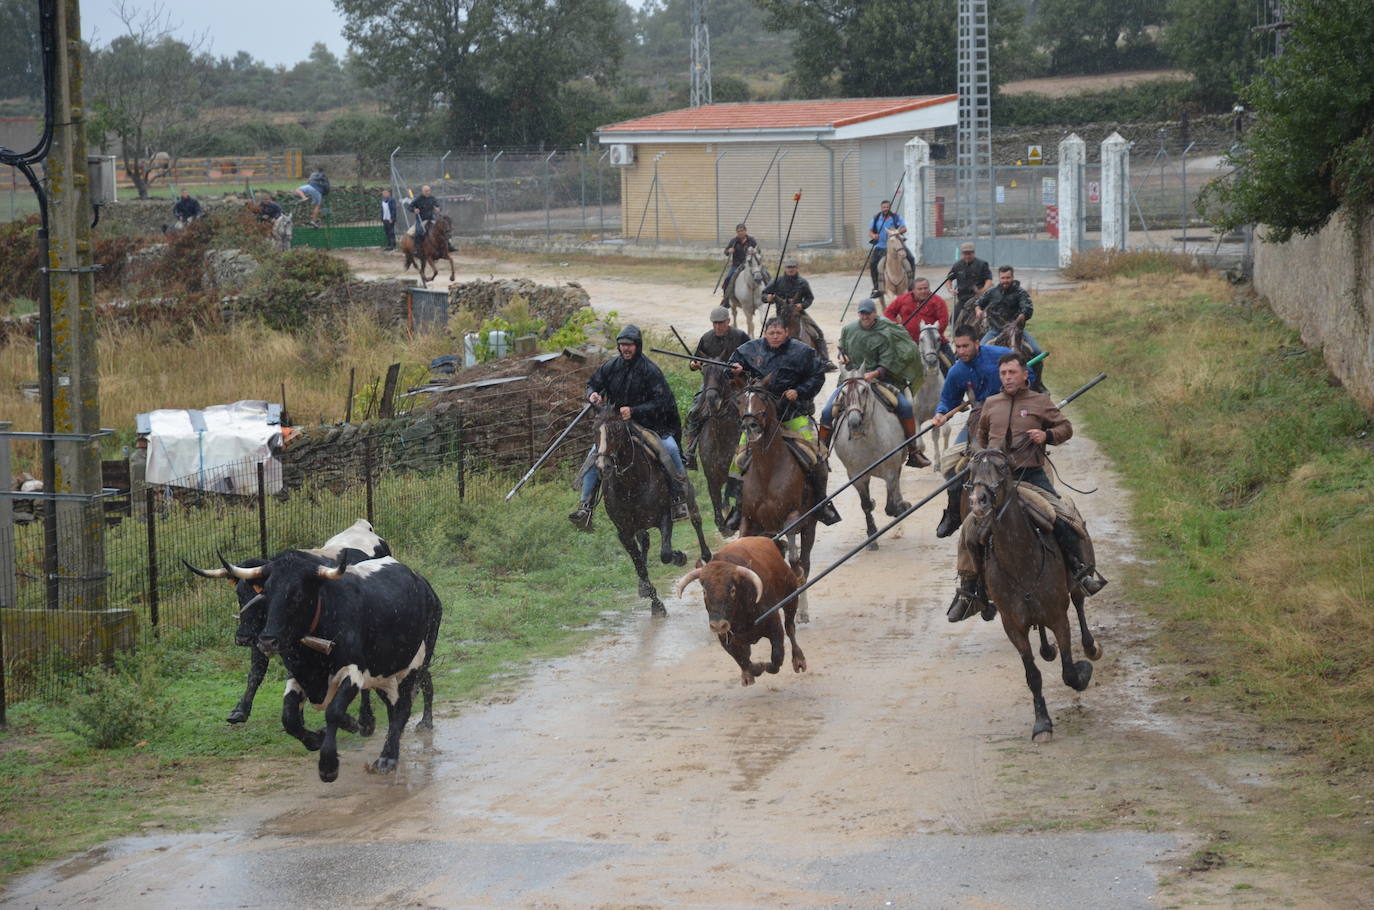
[
  {"xmin": 1074, "ymin": 565, "xmax": 1108, "ymax": 595},
  {"xmin": 905, "ymin": 447, "xmax": 931, "ymax": 468},
  {"xmin": 946, "ymin": 586, "xmax": 982, "ymax": 623},
  {"xmin": 816, "ymin": 500, "xmax": 842, "ymax": 526},
  {"xmin": 683, "ymin": 450, "xmax": 698, "ymax": 471},
  {"xmin": 567, "ymin": 502, "xmax": 594, "ymax": 532}
]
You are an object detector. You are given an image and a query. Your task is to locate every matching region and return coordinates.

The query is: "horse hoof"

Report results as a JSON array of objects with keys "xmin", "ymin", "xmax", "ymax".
[
  {"xmin": 671, "ymin": 550, "xmax": 687, "ymax": 567},
  {"xmin": 1031, "ymin": 727, "xmax": 1054, "ymax": 744},
  {"xmin": 651, "ymin": 601, "xmax": 667, "ymax": 617},
  {"xmin": 1086, "ymin": 641, "xmax": 1104, "ymax": 661},
  {"xmin": 866, "ymin": 542, "xmax": 879, "ymax": 551},
  {"xmin": 319, "ymin": 758, "xmax": 340, "ymax": 783},
  {"xmin": 358, "ymin": 719, "xmax": 376, "ymax": 738},
  {"xmin": 226, "ymin": 708, "xmax": 249, "ymax": 724},
  {"xmin": 1072, "ymin": 660, "xmax": 1094, "ymax": 692},
  {"xmin": 367, "ymin": 757, "xmax": 398, "ymax": 774},
  {"xmin": 1040, "ymin": 643, "xmax": 1058, "ymax": 662}
]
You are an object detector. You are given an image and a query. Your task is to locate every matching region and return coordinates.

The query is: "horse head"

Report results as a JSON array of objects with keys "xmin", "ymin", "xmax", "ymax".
[
  {"xmin": 700, "ymin": 363, "xmax": 739, "ymax": 417},
  {"xmin": 746, "ymin": 247, "xmax": 767, "ymax": 284},
  {"xmin": 918, "ymin": 322, "xmax": 941, "ymax": 368},
  {"xmin": 738, "ymin": 375, "xmax": 779, "ymax": 444},
  {"xmin": 837, "ymin": 367, "xmax": 872, "ymax": 438},
  {"xmin": 593, "ymin": 403, "xmax": 635, "ymax": 471},
  {"xmin": 966, "ymin": 448, "xmax": 1013, "ymax": 520}
]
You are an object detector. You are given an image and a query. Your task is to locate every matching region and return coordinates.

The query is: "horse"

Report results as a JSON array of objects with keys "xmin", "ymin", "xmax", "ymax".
[
  {"xmin": 980, "ymin": 316, "xmax": 1046, "ymax": 392},
  {"xmin": 775, "ymin": 293, "xmax": 820, "ymax": 352},
  {"xmin": 401, "ymin": 214, "xmax": 456, "ymax": 286},
  {"xmin": 726, "ymin": 247, "xmax": 768, "ymax": 336},
  {"xmin": 913, "ymin": 322, "xmax": 946, "ymax": 472},
  {"xmin": 736, "ymin": 378, "xmax": 818, "ymax": 622},
  {"xmin": 830, "ymin": 368, "xmax": 910, "ymax": 549},
  {"xmin": 593, "ymin": 407, "xmax": 712, "ymax": 616},
  {"xmin": 964, "ymin": 448, "xmax": 1103, "ymax": 741},
  {"xmin": 875, "ymin": 227, "xmax": 913, "ymax": 305},
  {"xmin": 696, "ymin": 364, "xmax": 744, "ymax": 536}
]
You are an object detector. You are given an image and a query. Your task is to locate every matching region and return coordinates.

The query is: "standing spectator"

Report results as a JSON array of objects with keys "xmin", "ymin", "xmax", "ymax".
[
  {"xmin": 172, "ymin": 190, "xmax": 204, "ymax": 228},
  {"xmin": 380, "ymin": 188, "xmax": 398, "ymax": 250}
]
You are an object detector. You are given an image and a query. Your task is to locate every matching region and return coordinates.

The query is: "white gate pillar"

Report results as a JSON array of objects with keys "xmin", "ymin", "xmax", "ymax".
[
  {"xmin": 903, "ymin": 136, "xmax": 932, "ymax": 263},
  {"xmin": 1057, "ymin": 133, "xmax": 1085, "ymax": 268},
  {"xmin": 1101, "ymin": 131, "xmax": 1130, "ymax": 251}
]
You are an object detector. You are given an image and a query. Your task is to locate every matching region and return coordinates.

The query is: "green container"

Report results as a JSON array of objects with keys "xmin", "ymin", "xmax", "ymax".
[{"xmin": 292, "ymin": 224, "xmax": 383, "ymax": 250}]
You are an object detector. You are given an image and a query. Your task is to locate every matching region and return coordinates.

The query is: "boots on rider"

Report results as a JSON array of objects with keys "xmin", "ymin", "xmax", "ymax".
[
  {"xmin": 934, "ymin": 479, "xmax": 963, "ymax": 538},
  {"xmin": 1052, "ymin": 518, "xmax": 1107, "ymax": 595},
  {"xmin": 947, "ymin": 572, "xmax": 990, "ymax": 622},
  {"xmin": 899, "ymin": 415, "xmax": 932, "ymax": 468},
  {"xmin": 817, "ymin": 422, "xmax": 832, "ymax": 455},
  {"xmin": 568, "ymin": 481, "xmax": 598, "ymax": 533},
  {"xmin": 811, "ymin": 461, "xmax": 842, "ymax": 526}
]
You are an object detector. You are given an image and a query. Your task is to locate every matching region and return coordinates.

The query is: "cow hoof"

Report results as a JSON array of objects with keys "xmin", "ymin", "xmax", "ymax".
[
  {"xmin": 367, "ymin": 757, "xmax": 398, "ymax": 774},
  {"xmin": 1031, "ymin": 719, "xmax": 1053, "ymax": 743},
  {"xmin": 765, "ymin": 663, "xmax": 781, "ymax": 675},
  {"xmin": 358, "ymin": 718, "xmax": 376, "ymax": 738},
  {"xmin": 226, "ymin": 707, "xmax": 249, "ymax": 724},
  {"xmin": 301, "ymin": 731, "xmax": 324, "ymax": 752},
  {"xmin": 749, "ymin": 661, "xmax": 767, "ymax": 677}
]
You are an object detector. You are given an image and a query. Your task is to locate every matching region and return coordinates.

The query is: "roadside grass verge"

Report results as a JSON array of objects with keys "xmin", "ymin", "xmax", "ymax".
[
  {"xmin": 0, "ymin": 471, "xmax": 701, "ymax": 884},
  {"xmin": 1034, "ymin": 270, "xmax": 1374, "ymax": 839}
]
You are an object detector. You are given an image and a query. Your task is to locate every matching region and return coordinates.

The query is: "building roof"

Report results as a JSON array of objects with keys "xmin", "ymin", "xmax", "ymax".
[{"xmin": 596, "ymin": 96, "xmax": 957, "ymax": 145}]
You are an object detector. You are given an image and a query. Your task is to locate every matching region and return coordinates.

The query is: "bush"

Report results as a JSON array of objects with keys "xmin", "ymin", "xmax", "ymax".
[
  {"xmin": 994, "ymin": 79, "xmax": 1199, "ymax": 127},
  {"xmin": 240, "ymin": 248, "xmax": 353, "ymax": 331},
  {"xmin": 66, "ymin": 660, "xmax": 158, "ymax": 749}
]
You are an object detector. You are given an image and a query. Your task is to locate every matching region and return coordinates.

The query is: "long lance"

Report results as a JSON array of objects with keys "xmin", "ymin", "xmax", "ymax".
[
  {"xmin": 842, "ymin": 169, "xmax": 908, "ymax": 322},
  {"xmin": 504, "ymin": 403, "xmax": 593, "ymax": 501},
  {"xmin": 650, "ymin": 347, "xmax": 759, "ymax": 375},
  {"xmin": 755, "ymin": 469, "xmax": 969, "ymax": 625},
  {"xmin": 669, "ymin": 325, "xmax": 695, "ymax": 357},
  {"xmin": 714, "ymin": 149, "xmax": 782, "ymax": 294},
  {"xmin": 759, "ymin": 190, "xmax": 803, "ymax": 336},
  {"xmin": 755, "ymin": 370, "xmax": 1110, "ymax": 625},
  {"xmin": 899, "ymin": 273, "xmax": 955, "ymax": 329},
  {"xmin": 772, "ymin": 401, "xmax": 970, "ymax": 541}
]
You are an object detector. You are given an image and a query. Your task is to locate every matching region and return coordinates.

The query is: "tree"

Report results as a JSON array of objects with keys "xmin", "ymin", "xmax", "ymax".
[
  {"xmin": 1166, "ymin": 0, "xmax": 1263, "ymax": 109},
  {"xmin": 0, "ymin": 0, "xmax": 43, "ymax": 103},
  {"xmin": 335, "ymin": 0, "xmax": 624, "ymax": 146},
  {"xmin": 1201, "ymin": 0, "xmax": 1374, "ymax": 241},
  {"xmin": 753, "ymin": 0, "xmax": 1022, "ymax": 100},
  {"xmin": 86, "ymin": 4, "xmax": 209, "ymax": 198},
  {"xmin": 1031, "ymin": 0, "xmax": 1166, "ymax": 75}
]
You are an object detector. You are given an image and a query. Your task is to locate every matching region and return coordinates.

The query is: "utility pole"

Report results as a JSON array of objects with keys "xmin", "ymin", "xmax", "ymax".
[
  {"xmin": 689, "ymin": 0, "xmax": 711, "ymax": 108},
  {"xmin": 44, "ymin": 0, "xmax": 107, "ymax": 610}
]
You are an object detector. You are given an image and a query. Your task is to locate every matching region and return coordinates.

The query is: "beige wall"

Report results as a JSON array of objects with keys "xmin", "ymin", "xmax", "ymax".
[{"xmin": 1253, "ymin": 209, "xmax": 1374, "ymax": 413}]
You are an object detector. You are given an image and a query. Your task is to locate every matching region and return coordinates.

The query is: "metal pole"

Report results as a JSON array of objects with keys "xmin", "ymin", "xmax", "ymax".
[
  {"xmin": 364, "ymin": 437, "xmax": 375, "ymax": 524},
  {"xmin": 1180, "ymin": 141, "xmax": 1194, "ymax": 252},
  {"xmin": 145, "ymin": 488, "xmax": 158, "ymax": 637},
  {"xmin": 545, "ymin": 150, "xmax": 556, "ymax": 242},
  {"xmin": 490, "ymin": 149, "xmax": 503, "ymax": 232},
  {"xmin": 527, "ymin": 396, "xmax": 536, "ymax": 464},
  {"xmin": 256, "ymin": 462, "xmax": 268, "ymax": 558},
  {"xmin": 580, "ymin": 138, "xmax": 587, "ymax": 228},
  {"xmin": 598, "ymin": 149, "xmax": 608, "ymax": 243}
]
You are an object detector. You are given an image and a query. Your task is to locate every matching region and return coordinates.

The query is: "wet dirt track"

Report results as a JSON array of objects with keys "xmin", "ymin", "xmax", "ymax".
[{"xmin": 2, "ymin": 259, "xmax": 1334, "ymax": 909}]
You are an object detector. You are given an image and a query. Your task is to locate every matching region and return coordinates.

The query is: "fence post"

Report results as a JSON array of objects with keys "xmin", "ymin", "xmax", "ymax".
[
  {"xmin": 903, "ymin": 137, "xmax": 930, "ymax": 264},
  {"xmin": 145, "ymin": 488, "xmax": 159, "ymax": 637},
  {"xmin": 257, "ymin": 462, "xmax": 268, "ymax": 558},
  {"xmin": 364, "ymin": 437, "xmax": 375, "ymax": 525},
  {"xmin": 526, "ymin": 396, "xmax": 536, "ymax": 465},
  {"xmin": 1101, "ymin": 132, "xmax": 1130, "ymax": 251},
  {"xmin": 1057, "ymin": 134, "xmax": 1085, "ymax": 268},
  {"xmin": 457, "ymin": 423, "xmax": 466, "ymax": 503}
]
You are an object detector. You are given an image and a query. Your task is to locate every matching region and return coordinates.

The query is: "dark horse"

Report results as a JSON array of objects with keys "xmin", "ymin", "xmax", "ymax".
[
  {"xmin": 736, "ymin": 377, "xmax": 819, "ymax": 622},
  {"xmin": 775, "ymin": 294, "xmax": 821, "ymax": 352},
  {"xmin": 594, "ymin": 407, "xmax": 712, "ymax": 615},
  {"xmin": 982, "ymin": 318, "xmax": 1046, "ymax": 392},
  {"xmin": 965, "ymin": 448, "xmax": 1102, "ymax": 741},
  {"xmin": 696, "ymin": 364, "xmax": 744, "ymax": 535},
  {"xmin": 401, "ymin": 214, "xmax": 456, "ymax": 285}
]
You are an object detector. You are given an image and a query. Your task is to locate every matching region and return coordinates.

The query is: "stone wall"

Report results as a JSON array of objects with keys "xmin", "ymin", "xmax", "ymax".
[
  {"xmin": 1252, "ymin": 209, "xmax": 1374, "ymax": 414},
  {"xmin": 449, "ymin": 278, "xmax": 590, "ymax": 330}
]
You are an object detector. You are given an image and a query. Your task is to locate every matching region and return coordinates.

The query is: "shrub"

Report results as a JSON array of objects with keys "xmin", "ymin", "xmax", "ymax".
[
  {"xmin": 240, "ymin": 248, "xmax": 353, "ymax": 331},
  {"xmin": 66, "ymin": 660, "xmax": 158, "ymax": 749}
]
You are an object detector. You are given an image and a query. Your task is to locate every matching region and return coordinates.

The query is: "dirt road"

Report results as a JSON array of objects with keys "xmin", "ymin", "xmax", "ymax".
[{"xmin": 1, "ymin": 259, "xmax": 1335, "ymax": 909}]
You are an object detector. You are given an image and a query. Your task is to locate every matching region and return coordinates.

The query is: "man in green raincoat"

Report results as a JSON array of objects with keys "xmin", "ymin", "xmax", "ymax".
[{"xmin": 820, "ymin": 298, "xmax": 930, "ymax": 467}]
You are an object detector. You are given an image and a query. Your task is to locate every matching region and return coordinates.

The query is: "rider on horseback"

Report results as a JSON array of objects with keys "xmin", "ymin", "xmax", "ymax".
[
  {"xmin": 946, "ymin": 352, "xmax": 1106, "ymax": 622},
  {"xmin": 683, "ymin": 306, "xmax": 751, "ymax": 471},
  {"xmin": 569, "ymin": 325, "xmax": 690, "ymax": 531},
  {"xmin": 929, "ymin": 325, "xmax": 1033, "ymax": 538},
  {"xmin": 725, "ymin": 317, "xmax": 840, "ymax": 528},
  {"xmin": 763, "ymin": 258, "xmax": 836, "ymax": 370},
  {"xmin": 822, "ymin": 299, "xmax": 931, "ymax": 468},
  {"xmin": 974, "ymin": 265, "xmax": 1043, "ymax": 365},
  {"xmin": 721, "ymin": 224, "xmax": 758, "ymax": 308},
  {"xmin": 884, "ymin": 277, "xmax": 954, "ymax": 373},
  {"xmin": 868, "ymin": 201, "xmax": 913, "ymax": 296},
  {"xmin": 406, "ymin": 186, "xmax": 441, "ymax": 243}
]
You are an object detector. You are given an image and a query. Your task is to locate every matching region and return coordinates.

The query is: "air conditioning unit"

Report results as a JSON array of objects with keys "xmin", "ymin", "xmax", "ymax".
[{"xmin": 608, "ymin": 144, "xmax": 635, "ymax": 167}]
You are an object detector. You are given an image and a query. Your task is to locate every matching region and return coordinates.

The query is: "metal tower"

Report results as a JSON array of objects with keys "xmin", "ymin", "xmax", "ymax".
[
  {"xmin": 955, "ymin": 0, "xmax": 991, "ymax": 237},
  {"xmin": 690, "ymin": 0, "xmax": 711, "ymax": 107}
]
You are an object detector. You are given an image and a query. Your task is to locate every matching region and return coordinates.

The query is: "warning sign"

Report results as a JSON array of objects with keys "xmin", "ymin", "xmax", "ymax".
[
  {"xmin": 1088, "ymin": 181, "xmax": 1100, "ymax": 203},
  {"xmin": 1027, "ymin": 145, "xmax": 1043, "ymax": 165}
]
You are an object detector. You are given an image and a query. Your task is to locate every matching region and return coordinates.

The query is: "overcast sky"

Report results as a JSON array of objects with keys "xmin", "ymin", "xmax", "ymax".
[{"xmin": 79, "ymin": 0, "xmax": 352, "ymax": 67}]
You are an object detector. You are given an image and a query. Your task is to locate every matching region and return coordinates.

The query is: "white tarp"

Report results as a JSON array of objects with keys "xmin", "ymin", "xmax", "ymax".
[{"xmin": 142, "ymin": 400, "xmax": 284, "ymax": 495}]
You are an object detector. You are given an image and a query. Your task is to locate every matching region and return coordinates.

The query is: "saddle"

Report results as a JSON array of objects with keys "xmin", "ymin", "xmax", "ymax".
[
  {"xmin": 736, "ymin": 424, "xmax": 821, "ymax": 475},
  {"xmin": 870, "ymin": 381, "xmax": 902, "ymax": 414},
  {"xmin": 1015, "ymin": 482, "xmax": 1089, "ymax": 540}
]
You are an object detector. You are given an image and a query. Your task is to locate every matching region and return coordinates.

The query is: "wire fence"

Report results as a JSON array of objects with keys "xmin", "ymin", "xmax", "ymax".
[{"xmin": 0, "ymin": 388, "xmax": 596, "ymax": 709}]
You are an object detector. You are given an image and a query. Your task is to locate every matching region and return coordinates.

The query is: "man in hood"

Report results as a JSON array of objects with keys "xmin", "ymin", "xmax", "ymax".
[{"xmin": 569, "ymin": 325, "xmax": 689, "ymax": 530}]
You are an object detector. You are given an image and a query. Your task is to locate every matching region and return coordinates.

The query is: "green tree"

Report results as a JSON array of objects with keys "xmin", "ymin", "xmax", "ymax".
[
  {"xmin": 0, "ymin": 0, "xmax": 43, "ymax": 103},
  {"xmin": 1031, "ymin": 0, "xmax": 1166, "ymax": 75},
  {"xmin": 336, "ymin": 0, "xmax": 624, "ymax": 146},
  {"xmin": 1201, "ymin": 0, "xmax": 1374, "ymax": 240},
  {"xmin": 1166, "ymin": 0, "xmax": 1263, "ymax": 109}
]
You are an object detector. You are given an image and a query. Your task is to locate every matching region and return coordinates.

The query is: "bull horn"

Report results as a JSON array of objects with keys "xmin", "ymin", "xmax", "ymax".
[
  {"xmin": 316, "ymin": 550, "xmax": 351, "ymax": 580},
  {"xmin": 181, "ymin": 557, "xmax": 229, "ymax": 580},
  {"xmin": 735, "ymin": 566, "xmax": 765, "ymax": 604},
  {"xmin": 674, "ymin": 568, "xmax": 703, "ymax": 598},
  {"xmin": 238, "ymin": 592, "xmax": 266, "ymax": 616},
  {"xmin": 217, "ymin": 552, "xmax": 267, "ymax": 580}
]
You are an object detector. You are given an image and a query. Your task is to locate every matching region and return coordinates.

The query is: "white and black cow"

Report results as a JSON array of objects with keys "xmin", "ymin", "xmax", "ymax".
[{"xmin": 220, "ymin": 550, "xmax": 442, "ymax": 781}]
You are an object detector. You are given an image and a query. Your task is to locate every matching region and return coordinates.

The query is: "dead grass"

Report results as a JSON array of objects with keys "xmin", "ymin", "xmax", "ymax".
[
  {"xmin": 1062, "ymin": 247, "xmax": 1206, "ymax": 281},
  {"xmin": 999, "ymin": 68, "xmax": 1191, "ymax": 98}
]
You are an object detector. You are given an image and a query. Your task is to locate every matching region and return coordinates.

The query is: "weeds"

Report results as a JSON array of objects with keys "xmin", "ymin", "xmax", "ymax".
[{"xmin": 1062, "ymin": 248, "xmax": 1205, "ymax": 281}]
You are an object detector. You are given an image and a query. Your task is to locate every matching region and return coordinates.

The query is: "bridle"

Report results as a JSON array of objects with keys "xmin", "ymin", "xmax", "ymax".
[
  {"xmin": 596, "ymin": 413, "xmax": 643, "ymax": 479},
  {"xmin": 837, "ymin": 374, "xmax": 870, "ymax": 437},
  {"xmin": 739, "ymin": 386, "xmax": 781, "ymax": 449},
  {"xmin": 918, "ymin": 323, "xmax": 941, "ymax": 369},
  {"xmin": 965, "ymin": 449, "xmax": 1012, "ymax": 520}
]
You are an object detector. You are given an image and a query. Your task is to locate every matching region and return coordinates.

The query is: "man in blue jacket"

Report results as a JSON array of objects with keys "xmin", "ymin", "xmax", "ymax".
[{"xmin": 928, "ymin": 323, "xmax": 1034, "ymax": 538}]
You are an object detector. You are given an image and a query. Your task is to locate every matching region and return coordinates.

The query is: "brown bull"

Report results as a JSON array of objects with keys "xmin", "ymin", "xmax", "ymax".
[{"xmin": 676, "ymin": 536, "xmax": 807, "ymax": 686}]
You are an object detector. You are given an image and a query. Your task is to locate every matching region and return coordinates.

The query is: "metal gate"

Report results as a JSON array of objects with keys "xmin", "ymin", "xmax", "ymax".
[{"xmin": 919, "ymin": 164, "xmax": 1065, "ymax": 269}]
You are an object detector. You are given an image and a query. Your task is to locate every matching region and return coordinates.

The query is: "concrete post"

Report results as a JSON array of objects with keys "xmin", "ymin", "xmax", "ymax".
[
  {"xmin": 1101, "ymin": 131, "xmax": 1131, "ymax": 251},
  {"xmin": 1057, "ymin": 134, "xmax": 1085, "ymax": 268},
  {"xmin": 903, "ymin": 137, "xmax": 931, "ymax": 264}
]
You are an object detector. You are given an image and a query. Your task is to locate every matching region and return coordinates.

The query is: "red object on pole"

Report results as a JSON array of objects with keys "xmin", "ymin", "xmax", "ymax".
[
  {"xmin": 934, "ymin": 195, "xmax": 945, "ymax": 238},
  {"xmin": 1045, "ymin": 204, "xmax": 1059, "ymax": 239}
]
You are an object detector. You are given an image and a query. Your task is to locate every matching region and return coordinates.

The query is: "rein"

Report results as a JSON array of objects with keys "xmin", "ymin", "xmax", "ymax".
[
  {"xmin": 740, "ymin": 388, "xmax": 782, "ymax": 452},
  {"xmin": 837, "ymin": 376, "xmax": 870, "ymax": 432}
]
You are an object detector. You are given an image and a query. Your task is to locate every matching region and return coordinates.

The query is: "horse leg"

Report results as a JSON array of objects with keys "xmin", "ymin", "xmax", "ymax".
[
  {"xmin": 622, "ymin": 527, "xmax": 661, "ymax": 611},
  {"xmin": 784, "ymin": 604, "xmax": 807, "ymax": 673},
  {"xmin": 1073, "ymin": 590, "xmax": 1104, "ymax": 660},
  {"xmin": 1006, "ymin": 623, "xmax": 1053, "ymax": 742},
  {"xmin": 797, "ymin": 525, "xmax": 815, "ymax": 624},
  {"xmin": 446, "ymin": 252, "xmax": 456, "ymax": 281},
  {"xmin": 1038, "ymin": 624, "xmax": 1058, "ymax": 662},
  {"xmin": 686, "ymin": 481, "xmax": 713, "ymax": 563},
  {"xmin": 658, "ymin": 504, "xmax": 685, "ymax": 567},
  {"xmin": 856, "ymin": 476, "xmax": 879, "ymax": 549},
  {"xmin": 1050, "ymin": 606, "xmax": 1093, "ymax": 693},
  {"xmin": 883, "ymin": 463, "xmax": 910, "ymax": 516}
]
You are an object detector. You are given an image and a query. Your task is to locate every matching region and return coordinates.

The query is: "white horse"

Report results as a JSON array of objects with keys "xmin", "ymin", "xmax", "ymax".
[
  {"xmin": 875, "ymin": 227, "xmax": 914, "ymax": 306},
  {"xmin": 726, "ymin": 247, "xmax": 767, "ymax": 336},
  {"xmin": 831, "ymin": 367, "xmax": 911, "ymax": 550},
  {"xmin": 914, "ymin": 322, "xmax": 947, "ymax": 473}
]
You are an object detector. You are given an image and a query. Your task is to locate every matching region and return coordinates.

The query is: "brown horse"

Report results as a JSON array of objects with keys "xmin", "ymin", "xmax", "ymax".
[
  {"xmin": 981, "ymin": 318, "xmax": 1046, "ymax": 392},
  {"xmin": 697, "ymin": 365, "xmax": 744, "ymax": 536},
  {"xmin": 774, "ymin": 294, "xmax": 821, "ymax": 352},
  {"xmin": 401, "ymin": 215, "xmax": 456, "ymax": 285},
  {"xmin": 735, "ymin": 378, "xmax": 819, "ymax": 622},
  {"xmin": 964, "ymin": 448, "xmax": 1102, "ymax": 741}
]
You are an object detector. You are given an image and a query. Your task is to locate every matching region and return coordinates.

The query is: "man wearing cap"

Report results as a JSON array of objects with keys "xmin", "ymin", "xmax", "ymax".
[
  {"xmin": 884, "ymin": 276, "xmax": 953, "ymax": 373},
  {"xmin": 725, "ymin": 316, "xmax": 840, "ymax": 527},
  {"xmin": 948, "ymin": 242, "xmax": 993, "ymax": 329},
  {"xmin": 569, "ymin": 325, "xmax": 689, "ymax": 531},
  {"xmin": 682, "ymin": 306, "xmax": 751, "ymax": 470},
  {"xmin": 868, "ymin": 200, "xmax": 914, "ymax": 296},
  {"xmin": 763, "ymin": 257, "xmax": 835, "ymax": 369},
  {"xmin": 823, "ymin": 299, "xmax": 931, "ymax": 468},
  {"xmin": 721, "ymin": 223, "xmax": 759, "ymax": 307}
]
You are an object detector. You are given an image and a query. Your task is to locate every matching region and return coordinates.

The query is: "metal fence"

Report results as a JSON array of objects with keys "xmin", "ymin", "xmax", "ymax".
[
  {"xmin": 0, "ymin": 394, "xmax": 596, "ymax": 709},
  {"xmin": 1125, "ymin": 140, "xmax": 1233, "ymax": 254}
]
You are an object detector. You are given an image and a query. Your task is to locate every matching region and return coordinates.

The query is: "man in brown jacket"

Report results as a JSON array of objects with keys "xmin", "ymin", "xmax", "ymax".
[{"xmin": 948, "ymin": 352, "xmax": 1106, "ymax": 622}]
